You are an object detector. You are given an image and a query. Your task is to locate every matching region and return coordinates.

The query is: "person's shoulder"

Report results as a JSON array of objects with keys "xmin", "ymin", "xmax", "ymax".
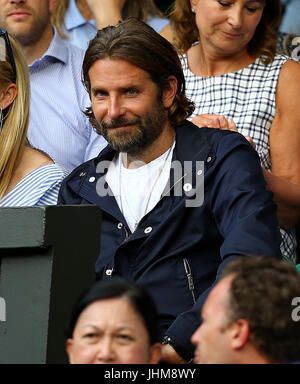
[
  {"xmin": 65, "ymin": 39, "xmax": 86, "ymax": 62},
  {"xmin": 177, "ymin": 121, "xmax": 253, "ymax": 157},
  {"xmin": 277, "ymin": 56, "xmax": 300, "ymax": 92}
]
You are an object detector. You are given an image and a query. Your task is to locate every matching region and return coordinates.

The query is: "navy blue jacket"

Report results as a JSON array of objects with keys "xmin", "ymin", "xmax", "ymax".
[{"xmin": 58, "ymin": 121, "xmax": 281, "ymax": 360}]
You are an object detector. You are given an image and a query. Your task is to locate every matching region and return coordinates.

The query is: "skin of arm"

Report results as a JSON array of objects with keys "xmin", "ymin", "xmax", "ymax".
[
  {"xmin": 267, "ymin": 59, "xmax": 300, "ymax": 228},
  {"xmin": 160, "ymin": 24, "xmax": 175, "ymax": 44},
  {"xmin": 85, "ymin": 0, "xmax": 126, "ymax": 29}
]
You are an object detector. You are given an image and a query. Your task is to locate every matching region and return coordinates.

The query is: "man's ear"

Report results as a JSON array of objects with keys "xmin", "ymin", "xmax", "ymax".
[
  {"xmin": 0, "ymin": 84, "xmax": 17, "ymax": 110},
  {"xmin": 162, "ymin": 76, "xmax": 178, "ymax": 109},
  {"xmin": 229, "ymin": 319, "xmax": 250, "ymax": 350}
]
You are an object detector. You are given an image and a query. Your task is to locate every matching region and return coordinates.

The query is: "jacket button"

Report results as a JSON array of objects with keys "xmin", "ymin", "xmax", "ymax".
[
  {"xmin": 207, "ymin": 156, "xmax": 212, "ymax": 163},
  {"xmin": 89, "ymin": 177, "xmax": 96, "ymax": 183},
  {"xmin": 183, "ymin": 183, "xmax": 192, "ymax": 192},
  {"xmin": 106, "ymin": 269, "xmax": 112, "ymax": 276},
  {"xmin": 117, "ymin": 223, "xmax": 123, "ymax": 229},
  {"xmin": 144, "ymin": 227, "xmax": 152, "ymax": 234}
]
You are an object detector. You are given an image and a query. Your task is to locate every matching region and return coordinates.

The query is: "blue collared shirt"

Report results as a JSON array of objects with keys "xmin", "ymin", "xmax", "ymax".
[
  {"xmin": 28, "ymin": 28, "xmax": 107, "ymax": 172},
  {"xmin": 279, "ymin": 0, "xmax": 300, "ymax": 34},
  {"xmin": 64, "ymin": 0, "xmax": 169, "ymax": 50}
]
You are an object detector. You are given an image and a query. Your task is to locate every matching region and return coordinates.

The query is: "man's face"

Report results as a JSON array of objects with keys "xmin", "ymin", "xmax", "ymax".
[
  {"xmin": 88, "ymin": 58, "xmax": 169, "ymax": 154},
  {"xmin": 0, "ymin": 0, "xmax": 54, "ymax": 46},
  {"xmin": 191, "ymin": 276, "xmax": 235, "ymax": 364}
]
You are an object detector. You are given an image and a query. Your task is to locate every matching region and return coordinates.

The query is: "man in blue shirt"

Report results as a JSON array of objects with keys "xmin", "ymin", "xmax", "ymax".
[
  {"xmin": 58, "ymin": 19, "xmax": 281, "ymax": 363},
  {"xmin": 0, "ymin": 0, "xmax": 106, "ymax": 172}
]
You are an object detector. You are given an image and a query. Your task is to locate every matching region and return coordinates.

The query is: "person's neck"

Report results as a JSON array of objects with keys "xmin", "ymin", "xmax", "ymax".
[
  {"xmin": 236, "ymin": 344, "xmax": 271, "ymax": 364},
  {"xmin": 121, "ymin": 123, "xmax": 175, "ymax": 169},
  {"xmin": 76, "ymin": 0, "xmax": 94, "ymax": 20},
  {"xmin": 23, "ymin": 24, "xmax": 54, "ymax": 65},
  {"xmin": 188, "ymin": 40, "xmax": 256, "ymax": 77}
]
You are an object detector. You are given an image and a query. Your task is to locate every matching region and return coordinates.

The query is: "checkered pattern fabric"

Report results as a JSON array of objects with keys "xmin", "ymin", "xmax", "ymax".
[{"xmin": 181, "ymin": 53, "xmax": 297, "ymax": 263}]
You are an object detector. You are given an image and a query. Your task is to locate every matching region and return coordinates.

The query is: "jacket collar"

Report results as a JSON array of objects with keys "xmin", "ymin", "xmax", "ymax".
[{"xmin": 67, "ymin": 121, "xmax": 215, "ymax": 218}]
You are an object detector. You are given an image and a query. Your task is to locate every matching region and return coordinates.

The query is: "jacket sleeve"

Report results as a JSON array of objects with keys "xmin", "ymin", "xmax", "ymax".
[{"xmin": 165, "ymin": 131, "xmax": 282, "ymax": 361}]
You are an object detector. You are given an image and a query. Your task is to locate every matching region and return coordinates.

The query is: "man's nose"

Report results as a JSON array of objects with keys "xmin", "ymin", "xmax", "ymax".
[
  {"xmin": 107, "ymin": 96, "xmax": 125, "ymax": 120},
  {"xmin": 191, "ymin": 325, "xmax": 202, "ymax": 346}
]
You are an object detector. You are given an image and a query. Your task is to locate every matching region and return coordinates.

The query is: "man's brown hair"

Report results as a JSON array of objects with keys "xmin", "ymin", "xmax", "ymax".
[
  {"xmin": 222, "ymin": 257, "xmax": 300, "ymax": 363},
  {"xmin": 82, "ymin": 17, "xmax": 195, "ymax": 129}
]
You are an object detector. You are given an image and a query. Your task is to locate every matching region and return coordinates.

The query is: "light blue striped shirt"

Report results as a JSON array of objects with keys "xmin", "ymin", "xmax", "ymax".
[
  {"xmin": 28, "ymin": 28, "xmax": 107, "ymax": 172},
  {"xmin": 0, "ymin": 164, "xmax": 68, "ymax": 207},
  {"xmin": 64, "ymin": 0, "xmax": 170, "ymax": 51}
]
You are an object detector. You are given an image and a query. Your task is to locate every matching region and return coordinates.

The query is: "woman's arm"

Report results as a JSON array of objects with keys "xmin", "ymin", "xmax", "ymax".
[
  {"xmin": 86, "ymin": 0, "xmax": 125, "ymax": 29},
  {"xmin": 268, "ymin": 59, "xmax": 300, "ymax": 228}
]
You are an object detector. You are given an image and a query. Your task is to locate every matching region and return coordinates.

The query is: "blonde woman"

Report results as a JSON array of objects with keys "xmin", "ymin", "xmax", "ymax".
[
  {"xmin": 0, "ymin": 29, "xmax": 67, "ymax": 206},
  {"xmin": 52, "ymin": 0, "xmax": 169, "ymax": 50}
]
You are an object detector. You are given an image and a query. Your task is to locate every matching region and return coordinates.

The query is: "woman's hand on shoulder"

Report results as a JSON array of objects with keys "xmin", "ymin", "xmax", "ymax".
[
  {"xmin": 192, "ymin": 114, "xmax": 256, "ymax": 148},
  {"xmin": 192, "ymin": 114, "xmax": 238, "ymax": 131}
]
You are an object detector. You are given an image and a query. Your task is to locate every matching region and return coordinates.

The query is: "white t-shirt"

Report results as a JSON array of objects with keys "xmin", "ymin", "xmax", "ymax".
[{"xmin": 106, "ymin": 142, "xmax": 175, "ymax": 233}]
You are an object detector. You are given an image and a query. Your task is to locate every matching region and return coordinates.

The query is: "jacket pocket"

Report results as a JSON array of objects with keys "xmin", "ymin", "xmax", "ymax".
[{"xmin": 183, "ymin": 258, "xmax": 196, "ymax": 304}]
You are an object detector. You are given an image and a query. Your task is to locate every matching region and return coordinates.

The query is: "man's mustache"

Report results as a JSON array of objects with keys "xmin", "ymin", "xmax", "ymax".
[
  {"xmin": 5, "ymin": 6, "xmax": 32, "ymax": 17},
  {"xmin": 100, "ymin": 117, "xmax": 140, "ymax": 129}
]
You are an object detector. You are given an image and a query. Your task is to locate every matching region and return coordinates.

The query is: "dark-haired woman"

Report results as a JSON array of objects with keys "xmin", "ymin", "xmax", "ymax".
[{"xmin": 66, "ymin": 278, "xmax": 161, "ymax": 364}]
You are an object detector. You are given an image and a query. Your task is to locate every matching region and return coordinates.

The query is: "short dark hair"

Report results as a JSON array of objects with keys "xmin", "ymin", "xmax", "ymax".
[
  {"xmin": 222, "ymin": 257, "xmax": 300, "ymax": 364},
  {"xmin": 82, "ymin": 17, "xmax": 194, "ymax": 128},
  {"xmin": 65, "ymin": 277, "xmax": 159, "ymax": 345}
]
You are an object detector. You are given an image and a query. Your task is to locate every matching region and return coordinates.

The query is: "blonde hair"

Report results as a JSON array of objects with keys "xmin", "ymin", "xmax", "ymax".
[
  {"xmin": 0, "ymin": 34, "xmax": 30, "ymax": 199},
  {"xmin": 52, "ymin": 0, "xmax": 163, "ymax": 39}
]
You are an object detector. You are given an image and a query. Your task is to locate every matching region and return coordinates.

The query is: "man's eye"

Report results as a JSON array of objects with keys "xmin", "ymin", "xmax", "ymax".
[
  {"xmin": 126, "ymin": 89, "xmax": 138, "ymax": 95},
  {"xmin": 94, "ymin": 90, "xmax": 106, "ymax": 97}
]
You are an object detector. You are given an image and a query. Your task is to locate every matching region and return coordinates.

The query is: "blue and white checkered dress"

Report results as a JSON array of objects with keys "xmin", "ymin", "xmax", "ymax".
[{"xmin": 181, "ymin": 53, "xmax": 296, "ymax": 263}]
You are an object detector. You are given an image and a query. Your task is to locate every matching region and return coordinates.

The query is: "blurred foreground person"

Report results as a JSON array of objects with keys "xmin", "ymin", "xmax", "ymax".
[
  {"xmin": 192, "ymin": 257, "xmax": 300, "ymax": 364},
  {"xmin": 65, "ymin": 278, "xmax": 162, "ymax": 364},
  {"xmin": 0, "ymin": 29, "xmax": 66, "ymax": 206}
]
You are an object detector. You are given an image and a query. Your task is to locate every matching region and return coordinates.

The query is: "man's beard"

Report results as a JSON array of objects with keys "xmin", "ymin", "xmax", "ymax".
[
  {"xmin": 1, "ymin": 7, "xmax": 50, "ymax": 47},
  {"xmin": 93, "ymin": 98, "xmax": 168, "ymax": 155}
]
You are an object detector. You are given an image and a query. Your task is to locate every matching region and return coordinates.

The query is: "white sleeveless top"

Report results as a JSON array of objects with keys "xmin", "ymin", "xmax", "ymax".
[{"xmin": 181, "ymin": 53, "xmax": 296, "ymax": 263}]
